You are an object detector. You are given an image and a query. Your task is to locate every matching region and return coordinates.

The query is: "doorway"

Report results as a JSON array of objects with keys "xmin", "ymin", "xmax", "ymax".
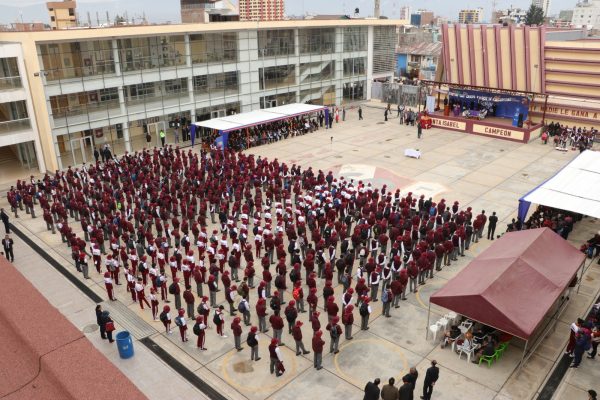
[
  {"xmin": 70, "ymin": 135, "xmax": 94, "ymax": 165},
  {"xmin": 16, "ymin": 141, "xmax": 38, "ymax": 170},
  {"xmin": 211, "ymin": 109, "xmax": 226, "ymax": 119},
  {"xmin": 147, "ymin": 121, "xmax": 167, "ymax": 147}
]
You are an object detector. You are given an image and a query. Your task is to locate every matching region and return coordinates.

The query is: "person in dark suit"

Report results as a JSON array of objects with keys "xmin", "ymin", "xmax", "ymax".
[
  {"xmin": 402, "ymin": 367, "xmax": 418, "ymax": 398},
  {"xmin": 1, "ymin": 208, "xmax": 10, "ymax": 234},
  {"xmin": 487, "ymin": 211, "xmax": 498, "ymax": 240},
  {"xmin": 421, "ymin": 360, "xmax": 439, "ymax": 400},
  {"xmin": 363, "ymin": 378, "xmax": 381, "ymax": 400},
  {"xmin": 398, "ymin": 377, "xmax": 414, "ymax": 400},
  {"xmin": 2, "ymin": 234, "xmax": 14, "ymax": 262}
]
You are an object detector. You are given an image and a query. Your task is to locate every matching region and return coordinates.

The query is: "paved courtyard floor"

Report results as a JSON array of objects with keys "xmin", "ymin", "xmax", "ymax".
[{"xmin": 2, "ymin": 105, "xmax": 600, "ymax": 400}]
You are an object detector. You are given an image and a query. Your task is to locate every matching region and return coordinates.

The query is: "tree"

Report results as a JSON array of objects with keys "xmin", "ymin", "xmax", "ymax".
[{"xmin": 525, "ymin": 4, "xmax": 544, "ymax": 26}]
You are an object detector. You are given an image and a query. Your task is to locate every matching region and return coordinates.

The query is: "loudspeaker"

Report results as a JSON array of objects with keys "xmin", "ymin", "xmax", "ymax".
[{"xmin": 517, "ymin": 113, "xmax": 523, "ymax": 128}]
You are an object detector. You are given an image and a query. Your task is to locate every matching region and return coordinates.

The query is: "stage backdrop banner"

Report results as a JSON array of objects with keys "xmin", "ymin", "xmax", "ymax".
[{"xmin": 448, "ymin": 89, "xmax": 530, "ymax": 120}]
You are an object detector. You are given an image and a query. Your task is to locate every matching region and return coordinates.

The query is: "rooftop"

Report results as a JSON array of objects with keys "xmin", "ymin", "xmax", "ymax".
[
  {"xmin": 0, "ymin": 256, "xmax": 146, "ymax": 400},
  {"xmin": 396, "ymin": 41, "xmax": 442, "ymax": 56},
  {"xmin": 0, "ymin": 18, "xmax": 404, "ymax": 42}
]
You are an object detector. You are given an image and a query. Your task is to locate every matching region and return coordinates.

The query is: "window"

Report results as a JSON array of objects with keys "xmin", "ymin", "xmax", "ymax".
[
  {"xmin": 190, "ymin": 32, "xmax": 238, "ymax": 64},
  {"xmin": 300, "ymin": 61, "xmax": 335, "ymax": 84},
  {"xmin": 299, "ymin": 28, "xmax": 335, "ymax": 55},
  {"xmin": 193, "ymin": 72, "xmax": 239, "ymax": 97},
  {"xmin": 127, "ymin": 83, "xmax": 155, "ymax": 100},
  {"xmin": 259, "ymin": 65, "xmax": 296, "ymax": 90},
  {"xmin": 343, "ymin": 81, "xmax": 366, "ymax": 102},
  {"xmin": 164, "ymin": 78, "xmax": 187, "ymax": 94},
  {"xmin": 257, "ymin": 30, "xmax": 294, "ymax": 57},
  {"xmin": 98, "ymin": 88, "xmax": 119, "ymax": 102},
  {"xmin": 260, "ymin": 92, "xmax": 296, "ymax": 109},
  {"xmin": 343, "ymin": 27, "xmax": 367, "ymax": 52},
  {"xmin": 343, "ymin": 57, "xmax": 366, "ymax": 77}
]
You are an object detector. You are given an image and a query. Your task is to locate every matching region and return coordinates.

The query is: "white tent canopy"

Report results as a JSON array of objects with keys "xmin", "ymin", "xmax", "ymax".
[
  {"xmin": 193, "ymin": 103, "xmax": 326, "ymax": 133},
  {"xmin": 520, "ymin": 150, "xmax": 600, "ymax": 219}
]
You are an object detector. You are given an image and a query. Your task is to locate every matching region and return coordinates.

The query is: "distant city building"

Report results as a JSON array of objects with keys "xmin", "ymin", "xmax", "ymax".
[
  {"xmin": 419, "ymin": 11, "xmax": 434, "ymax": 26},
  {"xmin": 553, "ymin": 10, "xmax": 574, "ymax": 27},
  {"xmin": 532, "ymin": 0, "xmax": 551, "ymax": 16},
  {"xmin": 409, "ymin": 10, "xmax": 434, "ymax": 26},
  {"xmin": 492, "ymin": 7, "xmax": 527, "ymax": 24},
  {"xmin": 458, "ymin": 8, "xmax": 483, "ymax": 24},
  {"xmin": 46, "ymin": 0, "xmax": 77, "ymax": 30},
  {"xmin": 572, "ymin": 0, "xmax": 600, "ymax": 28},
  {"xmin": 400, "ymin": 6, "xmax": 411, "ymax": 21},
  {"xmin": 0, "ymin": 22, "xmax": 47, "ymax": 32},
  {"xmin": 410, "ymin": 14, "xmax": 421, "ymax": 26},
  {"xmin": 559, "ymin": 9, "xmax": 574, "ymax": 21},
  {"xmin": 239, "ymin": 0, "xmax": 284, "ymax": 21},
  {"xmin": 180, "ymin": 0, "xmax": 238, "ymax": 23},
  {"xmin": 396, "ymin": 42, "xmax": 441, "ymax": 79}
]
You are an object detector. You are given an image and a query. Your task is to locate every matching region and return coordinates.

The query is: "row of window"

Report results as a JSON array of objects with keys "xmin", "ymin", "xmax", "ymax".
[
  {"xmin": 48, "ymin": 60, "xmax": 369, "ymax": 119},
  {"xmin": 48, "ymin": 71, "xmax": 242, "ymax": 118},
  {"xmin": 38, "ymin": 27, "xmax": 372, "ymax": 81}
]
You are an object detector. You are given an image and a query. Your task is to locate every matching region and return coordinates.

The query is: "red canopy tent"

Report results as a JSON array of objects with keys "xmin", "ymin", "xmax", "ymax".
[
  {"xmin": 430, "ymin": 228, "xmax": 585, "ymax": 340},
  {"xmin": 429, "ymin": 228, "xmax": 585, "ymax": 370}
]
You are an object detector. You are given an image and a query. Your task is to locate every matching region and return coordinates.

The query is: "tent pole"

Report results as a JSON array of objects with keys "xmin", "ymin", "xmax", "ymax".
[
  {"xmin": 577, "ymin": 260, "xmax": 584, "ymax": 294},
  {"xmin": 426, "ymin": 302, "xmax": 431, "ymax": 339},
  {"xmin": 517, "ymin": 340, "xmax": 529, "ymax": 375}
]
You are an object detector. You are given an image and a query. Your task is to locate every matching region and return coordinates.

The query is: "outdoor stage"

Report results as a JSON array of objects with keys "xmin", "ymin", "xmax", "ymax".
[{"xmin": 428, "ymin": 111, "xmax": 544, "ymax": 144}]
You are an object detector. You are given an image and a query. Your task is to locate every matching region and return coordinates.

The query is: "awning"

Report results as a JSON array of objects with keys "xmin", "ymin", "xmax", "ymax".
[
  {"xmin": 519, "ymin": 150, "xmax": 600, "ymax": 221},
  {"xmin": 194, "ymin": 103, "xmax": 326, "ymax": 133},
  {"xmin": 430, "ymin": 228, "xmax": 585, "ymax": 340}
]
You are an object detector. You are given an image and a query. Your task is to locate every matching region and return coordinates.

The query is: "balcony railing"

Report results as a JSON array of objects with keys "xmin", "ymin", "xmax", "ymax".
[
  {"xmin": 0, "ymin": 118, "xmax": 31, "ymax": 133},
  {"xmin": 0, "ymin": 76, "xmax": 22, "ymax": 90}
]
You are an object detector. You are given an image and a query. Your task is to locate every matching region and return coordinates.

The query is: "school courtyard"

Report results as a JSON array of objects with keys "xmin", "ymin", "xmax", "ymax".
[{"xmin": 3, "ymin": 104, "xmax": 599, "ymax": 400}]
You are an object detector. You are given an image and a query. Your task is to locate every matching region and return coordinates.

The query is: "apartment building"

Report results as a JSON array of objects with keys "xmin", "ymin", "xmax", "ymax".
[
  {"xmin": 0, "ymin": 19, "xmax": 398, "ymax": 175},
  {"xmin": 239, "ymin": 0, "xmax": 284, "ymax": 22}
]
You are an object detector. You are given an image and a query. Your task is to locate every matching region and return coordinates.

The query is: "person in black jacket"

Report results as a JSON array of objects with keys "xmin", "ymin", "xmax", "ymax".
[
  {"xmin": 398, "ymin": 377, "xmax": 414, "ymax": 400},
  {"xmin": 96, "ymin": 305, "xmax": 106, "ymax": 339},
  {"xmin": 100, "ymin": 310, "xmax": 115, "ymax": 343},
  {"xmin": 363, "ymin": 378, "xmax": 380, "ymax": 400},
  {"xmin": 487, "ymin": 211, "xmax": 498, "ymax": 240},
  {"xmin": 421, "ymin": 360, "xmax": 439, "ymax": 400},
  {"xmin": 403, "ymin": 367, "xmax": 418, "ymax": 399}
]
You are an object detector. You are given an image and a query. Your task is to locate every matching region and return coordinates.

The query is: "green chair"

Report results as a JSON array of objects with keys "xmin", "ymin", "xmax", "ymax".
[
  {"xmin": 478, "ymin": 353, "xmax": 495, "ymax": 367},
  {"xmin": 495, "ymin": 343, "xmax": 508, "ymax": 360}
]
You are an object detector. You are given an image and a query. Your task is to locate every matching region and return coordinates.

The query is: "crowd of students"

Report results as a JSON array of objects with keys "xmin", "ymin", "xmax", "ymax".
[
  {"xmin": 544, "ymin": 122, "xmax": 597, "ymax": 151},
  {"xmin": 6, "ymin": 142, "xmax": 494, "ymax": 381}
]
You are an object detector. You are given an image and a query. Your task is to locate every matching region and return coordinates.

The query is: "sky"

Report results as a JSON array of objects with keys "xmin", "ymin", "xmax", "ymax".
[{"xmin": 0, "ymin": 0, "xmax": 578, "ymax": 26}]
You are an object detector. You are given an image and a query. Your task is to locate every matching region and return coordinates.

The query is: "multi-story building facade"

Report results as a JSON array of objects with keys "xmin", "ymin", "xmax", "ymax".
[
  {"xmin": 532, "ymin": 0, "xmax": 551, "ymax": 16},
  {"xmin": 239, "ymin": 0, "xmax": 284, "ymax": 22},
  {"xmin": 572, "ymin": 0, "xmax": 600, "ymax": 28},
  {"xmin": 0, "ymin": 43, "xmax": 45, "ymax": 177},
  {"xmin": 46, "ymin": 1, "xmax": 77, "ymax": 30},
  {"xmin": 180, "ymin": 0, "xmax": 238, "ymax": 23},
  {"xmin": 458, "ymin": 8, "xmax": 483, "ymax": 24},
  {"xmin": 0, "ymin": 20, "xmax": 398, "ymax": 174},
  {"xmin": 399, "ymin": 6, "xmax": 412, "ymax": 21}
]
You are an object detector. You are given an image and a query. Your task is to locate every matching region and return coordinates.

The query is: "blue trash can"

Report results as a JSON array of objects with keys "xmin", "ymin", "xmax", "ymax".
[{"xmin": 115, "ymin": 331, "xmax": 134, "ymax": 359}]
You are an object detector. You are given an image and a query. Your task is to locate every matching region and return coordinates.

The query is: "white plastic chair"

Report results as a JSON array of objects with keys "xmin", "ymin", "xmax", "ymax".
[
  {"xmin": 459, "ymin": 321, "xmax": 472, "ymax": 334},
  {"xmin": 446, "ymin": 312, "xmax": 458, "ymax": 324},
  {"xmin": 437, "ymin": 317, "xmax": 449, "ymax": 332},
  {"xmin": 457, "ymin": 342, "xmax": 476, "ymax": 362},
  {"xmin": 428, "ymin": 324, "xmax": 441, "ymax": 342}
]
